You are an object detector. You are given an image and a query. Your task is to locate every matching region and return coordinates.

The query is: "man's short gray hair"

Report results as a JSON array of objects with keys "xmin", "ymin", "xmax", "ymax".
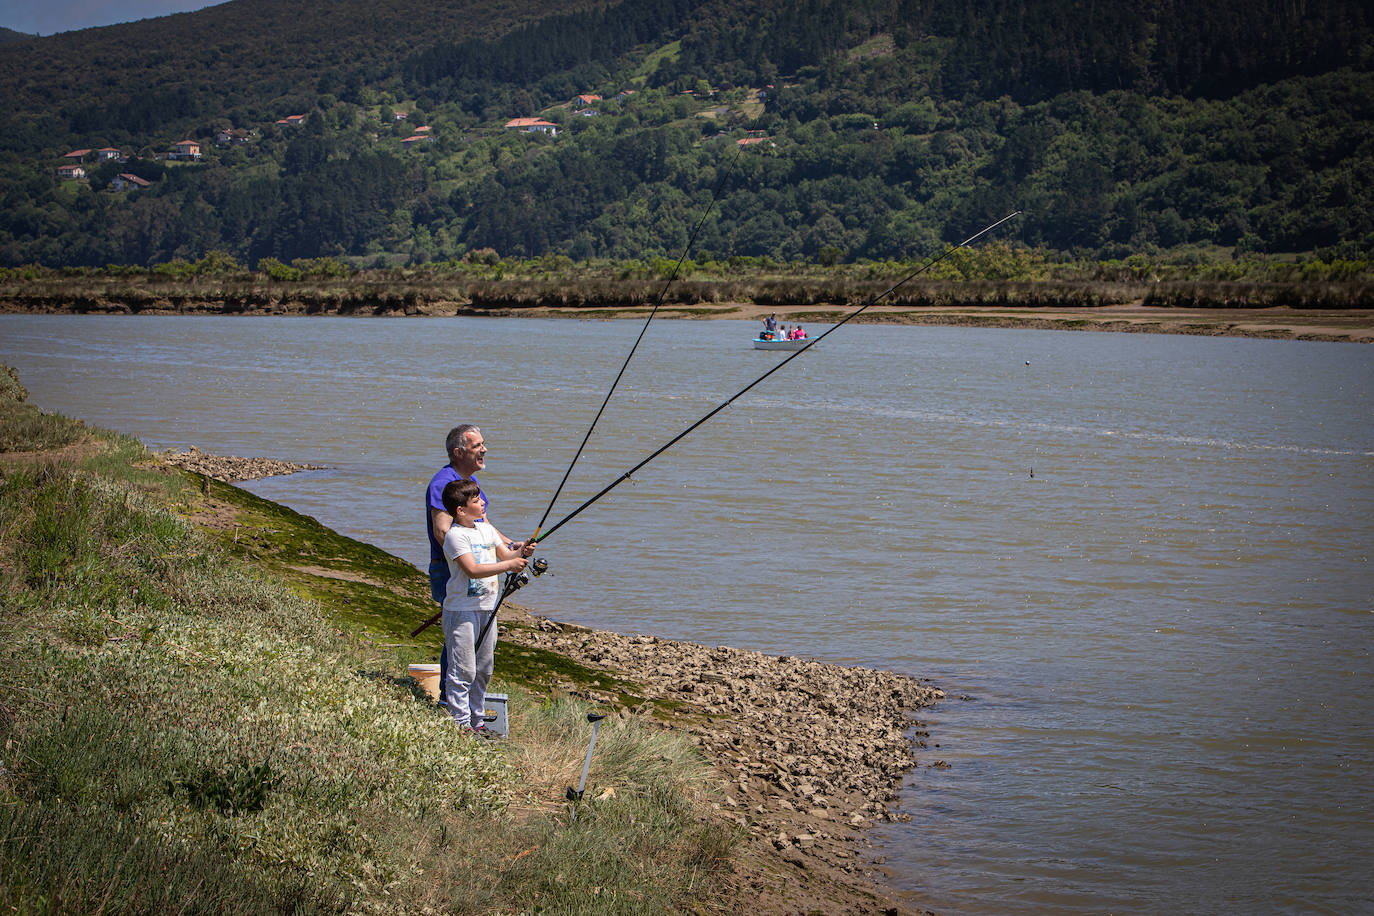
[{"xmin": 445, "ymin": 424, "xmax": 480, "ymax": 456}]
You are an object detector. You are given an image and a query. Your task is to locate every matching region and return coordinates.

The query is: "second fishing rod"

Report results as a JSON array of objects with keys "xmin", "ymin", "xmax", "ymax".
[{"xmin": 473, "ymin": 210, "xmax": 1022, "ymax": 651}]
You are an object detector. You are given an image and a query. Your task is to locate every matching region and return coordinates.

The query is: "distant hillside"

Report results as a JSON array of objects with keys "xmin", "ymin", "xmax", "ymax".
[
  {"xmin": 0, "ymin": 26, "xmax": 34, "ymax": 44},
  {"xmin": 0, "ymin": 0, "xmax": 1370, "ymax": 267}
]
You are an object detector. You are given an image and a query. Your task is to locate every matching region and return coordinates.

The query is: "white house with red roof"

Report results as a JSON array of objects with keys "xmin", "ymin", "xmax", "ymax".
[
  {"xmin": 504, "ymin": 117, "xmax": 558, "ymax": 136},
  {"xmin": 56, "ymin": 163, "xmax": 86, "ymax": 180},
  {"xmin": 96, "ymin": 148, "xmax": 123, "ymax": 161},
  {"xmin": 64, "ymin": 149, "xmax": 92, "ymax": 161}
]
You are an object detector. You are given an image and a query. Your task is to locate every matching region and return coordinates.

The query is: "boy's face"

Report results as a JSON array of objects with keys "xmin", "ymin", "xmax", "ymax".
[{"xmin": 455, "ymin": 494, "xmax": 485, "ymax": 523}]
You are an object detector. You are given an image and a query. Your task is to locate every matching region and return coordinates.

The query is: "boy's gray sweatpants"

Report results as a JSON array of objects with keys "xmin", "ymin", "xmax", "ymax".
[{"xmin": 442, "ymin": 604, "xmax": 496, "ymax": 728}]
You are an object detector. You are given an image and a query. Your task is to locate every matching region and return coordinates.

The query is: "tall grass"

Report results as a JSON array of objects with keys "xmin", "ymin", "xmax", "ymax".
[
  {"xmin": 0, "ymin": 367, "xmax": 85, "ymax": 453},
  {"xmin": 4, "ymin": 248, "xmax": 1371, "ymax": 316},
  {"xmin": 0, "ymin": 371, "xmax": 736, "ymax": 914}
]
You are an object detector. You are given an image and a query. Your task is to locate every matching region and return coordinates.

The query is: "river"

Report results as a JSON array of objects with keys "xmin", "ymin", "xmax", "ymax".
[{"xmin": 2, "ymin": 314, "xmax": 1370, "ymax": 914}]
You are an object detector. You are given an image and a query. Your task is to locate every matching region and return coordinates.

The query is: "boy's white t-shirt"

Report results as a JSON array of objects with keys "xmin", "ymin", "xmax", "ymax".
[{"xmin": 442, "ymin": 520, "xmax": 502, "ymax": 613}]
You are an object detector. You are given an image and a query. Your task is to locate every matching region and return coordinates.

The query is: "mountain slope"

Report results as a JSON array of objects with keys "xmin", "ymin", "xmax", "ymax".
[{"xmin": 0, "ymin": 0, "xmax": 1370, "ymax": 266}]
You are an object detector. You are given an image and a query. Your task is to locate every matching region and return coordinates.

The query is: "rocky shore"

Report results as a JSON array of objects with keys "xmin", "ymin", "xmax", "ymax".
[
  {"xmin": 160, "ymin": 445, "xmax": 326, "ymax": 482},
  {"xmin": 506, "ymin": 615, "xmax": 945, "ymax": 913}
]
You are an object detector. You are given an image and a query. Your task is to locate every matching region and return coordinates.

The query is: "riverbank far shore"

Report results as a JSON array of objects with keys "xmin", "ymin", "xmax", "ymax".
[
  {"xmin": 710, "ymin": 301, "xmax": 1374, "ymax": 343},
  {"xmin": 6, "ymin": 294, "xmax": 1371, "ymax": 342}
]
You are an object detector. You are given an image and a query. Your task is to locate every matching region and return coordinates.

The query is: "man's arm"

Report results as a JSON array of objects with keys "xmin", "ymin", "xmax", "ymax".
[{"xmin": 430, "ymin": 506, "xmax": 453, "ymax": 548}]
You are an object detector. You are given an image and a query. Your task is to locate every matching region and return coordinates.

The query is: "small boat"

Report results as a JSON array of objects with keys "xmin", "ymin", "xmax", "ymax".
[{"xmin": 752, "ymin": 337, "xmax": 810, "ymax": 350}]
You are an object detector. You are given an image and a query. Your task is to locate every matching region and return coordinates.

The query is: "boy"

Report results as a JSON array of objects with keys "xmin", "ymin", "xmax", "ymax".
[{"xmin": 440, "ymin": 478, "xmax": 527, "ymax": 735}]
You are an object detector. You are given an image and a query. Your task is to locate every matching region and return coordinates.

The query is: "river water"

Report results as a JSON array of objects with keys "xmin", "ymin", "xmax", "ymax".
[{"xmin": 2, "ymin": 314, "xmax": 1370, "ymax": 914}]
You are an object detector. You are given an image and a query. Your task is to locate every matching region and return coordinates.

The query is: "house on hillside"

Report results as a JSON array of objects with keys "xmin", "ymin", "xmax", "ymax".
[
  {"xmin": 216, "ymin": 129, "xmax": 251, "ymax": 144},
  {"xmin": 504, "ymin": 117, "xmax": 558, "ymax": 136},
  {"xmin": 573, "ymin": 108, "xmax": 600, "ymax": 117},
  {"xmin": 574, "ymin": 94, "xmax": 601, "ymax": 106},
  {"xmin": 56, "ymin": 163, "xmax": 86, "ymax": 180},
  {"xmin": 168, "ymin": 140, "xmax": 201, "ymax": 160},
  {"xmin": 96, "ymin": 147, "xmax": 124, "ymax": 161},
  {"xmin": 274, "ymin": 115, "xmax": 305, "ymax": 127},
  {"xmin": 63, "ymin": 149, "xmax": 92, "ymax": 161},
  {"xmin": 110, "ymin": 173, "xmax": 151, "ymax": 191},
  {"xmin": 401, "ymin": 134, "xmax": 435, "ymax": 148},
  {"xmin": 736, "ymin": 136, "xmax": 769, "ymax": 147},
  {"xmin": 393, "ymin": 110, "xmax": 408, "ymax": 121}
]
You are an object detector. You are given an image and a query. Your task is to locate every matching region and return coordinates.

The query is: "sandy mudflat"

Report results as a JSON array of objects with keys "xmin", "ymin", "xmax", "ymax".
[{"xmin": 514, "ymin": 300, "xmax": 1374, "ymax": 344}]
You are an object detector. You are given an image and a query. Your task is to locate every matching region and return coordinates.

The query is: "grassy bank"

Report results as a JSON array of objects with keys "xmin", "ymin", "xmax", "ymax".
[
  {"xmin": 0, "ymin": 368, "xmax": 735, "ymax": 914},
  {"xmin": 2, "ymin": 247, "xmax": 1372, "ymax": 316}
]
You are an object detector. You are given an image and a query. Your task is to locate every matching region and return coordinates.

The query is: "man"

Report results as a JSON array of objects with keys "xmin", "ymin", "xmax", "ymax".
[{"xmin": 426, "ymin": 424, "xmax": 527, "ymax": 705}]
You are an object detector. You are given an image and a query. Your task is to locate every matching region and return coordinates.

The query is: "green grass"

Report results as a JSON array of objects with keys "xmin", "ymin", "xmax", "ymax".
[
  {"xmin": 0, "ymin": 366, "xmax": 737, "ymax": 915},
  {"xmin": 0, "ymin": 367, "xmax": 86, "ymax": 453}
]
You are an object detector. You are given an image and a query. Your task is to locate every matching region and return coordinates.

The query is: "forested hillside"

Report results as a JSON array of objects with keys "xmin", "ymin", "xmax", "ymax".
[{"xmin": 1, "ymin": 0, "xmax": 1370, "ymax": 268}]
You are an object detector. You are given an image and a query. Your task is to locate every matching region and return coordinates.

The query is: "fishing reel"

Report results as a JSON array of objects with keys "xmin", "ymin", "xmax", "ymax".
[{"xmin": 504, "ymin": 556, "xmax": 550, "ymax": 594}]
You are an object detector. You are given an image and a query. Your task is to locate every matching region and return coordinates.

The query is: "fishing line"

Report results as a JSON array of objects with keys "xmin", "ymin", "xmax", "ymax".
[
  {"xmin": 468, "ymin": 210, "xmax": 1021, "ymax": 648},
  {"xmin": 526, "ymin": 142, "xmax": 746, "ymax": 546},
  {"xmin": 530, "ymin": 210, "xmax": 1023, "ymax": 545}
]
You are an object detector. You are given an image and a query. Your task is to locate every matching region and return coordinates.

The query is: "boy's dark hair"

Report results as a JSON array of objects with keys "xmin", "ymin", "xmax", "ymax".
[{"xmin": 441, "ymin": 478, "xmax": 482, "ymax": 516}]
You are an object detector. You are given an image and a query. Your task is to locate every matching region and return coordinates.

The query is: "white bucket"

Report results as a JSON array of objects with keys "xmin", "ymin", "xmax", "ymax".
[{"xmin": 407, "ymin": 663, "xmax": 441, "ymax": 702}]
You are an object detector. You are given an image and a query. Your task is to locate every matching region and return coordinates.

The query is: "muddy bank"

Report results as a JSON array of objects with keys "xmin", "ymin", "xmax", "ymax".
[{"xmin": 8, "ymin": 289, "xmax": 1370, "ymax": 342}]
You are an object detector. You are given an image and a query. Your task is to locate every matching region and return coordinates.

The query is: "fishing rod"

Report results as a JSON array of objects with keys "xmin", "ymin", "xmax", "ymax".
[
  {"xmin": 525, "ymin": 141, "xmax": 745, "ymax": 547},
  {"xmin": 411, "ymin": 145, "xmax": 743, "ymax": 641},
  {"xmin": 528, "ymin": 210, "xmax": 1022, "ymax": 546},
  {"xmin": 470, "ymin": 210, "xmax": 1020, "ymax": 650}
]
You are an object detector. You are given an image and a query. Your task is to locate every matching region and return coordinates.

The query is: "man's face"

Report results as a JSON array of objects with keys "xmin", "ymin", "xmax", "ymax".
[{"xmin": 453, "ymin": 430, "xmax": 487, "ymax": 474}]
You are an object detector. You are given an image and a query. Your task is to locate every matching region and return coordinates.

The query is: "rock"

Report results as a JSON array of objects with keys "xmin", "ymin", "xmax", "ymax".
[{"xmin": 161, "ymin": 448, "xmax": 325, "ymax": 482}]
